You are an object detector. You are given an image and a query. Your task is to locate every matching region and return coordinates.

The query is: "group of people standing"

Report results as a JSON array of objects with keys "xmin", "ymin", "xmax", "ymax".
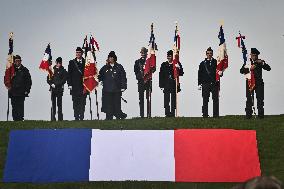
[{"xmin": 6, "ymin": 46, "xmax": 271, "ymax": 121}]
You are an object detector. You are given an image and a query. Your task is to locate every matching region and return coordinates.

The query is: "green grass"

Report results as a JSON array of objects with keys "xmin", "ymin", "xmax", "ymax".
[{"xmin": 0, "ymin": 115, "xmax": 283, "ymax": 189}]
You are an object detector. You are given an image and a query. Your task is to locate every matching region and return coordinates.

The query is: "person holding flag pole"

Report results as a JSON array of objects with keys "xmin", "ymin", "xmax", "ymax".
[
  {"xmin": 238, "ymin": 32, "xmax": 271, "ymax": 119},
  {"xmin": 159, "ymin": 22, "xmax": 184, "ymax": 118},
  {"xmin": 135, "ymin": 23, "xmax": 157, "ymax": 118},
  {"xmin": 4, "ymin": 33, "xmax": 32, "ymax": 121}
]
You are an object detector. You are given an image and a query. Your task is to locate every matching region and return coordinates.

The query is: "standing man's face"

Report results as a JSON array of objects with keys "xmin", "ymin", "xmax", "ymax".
[
  {"xmin": 167, "ymin": 55, "xmax": 173, "ymax": 62},
  {"xmin": 206, "ymin": 51, "xmax": 213, "ymax": 60},
  {"xmin": 250, "ymin": 53, "xmax": 258, "ymax": 61},
  {"xmin": 141, "ymin": 51, "xmax": 147, "ymax": 59},
  {"xmin": 76, "ymin": 51, "xmax": 82, "ymax": 59},
  {"xmin": 108, "ymin": 57, "xmax": 115, "ymax": 64},
  {"xmin": 14, "ymin": 59, "xmax": 22, "ymax": 67}
]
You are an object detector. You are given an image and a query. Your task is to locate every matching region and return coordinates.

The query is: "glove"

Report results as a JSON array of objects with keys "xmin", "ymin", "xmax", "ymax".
[
  {"xmin": 68, "ymin": 86, "xmax": 72, "ymax": 90},
  {"xmin": 161, "ymin": 88, "xmax": 164, "ymax": 92},
  {"xmin": 51, "ymin": 84, "xmax": 55, "ymax": 88},
  {"xmin": 198, "ymin": 85, "xmax": 202, "ymax": 90},
  {"xmin": 175, "ymin": 64, "xmax": 180, "ymax": 68},
  {"xmin": 218, "ymin": 71, "xmax": 223, "ymax": 76}
]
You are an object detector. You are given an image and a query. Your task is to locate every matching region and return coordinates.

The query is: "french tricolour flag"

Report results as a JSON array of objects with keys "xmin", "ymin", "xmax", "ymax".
[{"xmin": 4, "ymin": 129, "xmax": 261, "ymax": 183}]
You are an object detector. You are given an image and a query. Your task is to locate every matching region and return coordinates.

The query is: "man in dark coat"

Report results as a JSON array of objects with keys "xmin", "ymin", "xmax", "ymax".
[
  {"xmin": 134, "ymin": 47, "xmax": 154, "ymax": 118},
  {"xmin": 198, "ymin": 47, "xmax": 219, "ymax": 118},
  {"xmin": 67, "ymin": 47, "xmax": 86, "ymax": 120},
  {"xmin": 99, "ymin": 51, "xmax": 127, "ymax": 120},
  {"xmin": 47, "ymin": 57, "xmax": 68, "ymax": 121},
  {"xmin": 240, "ymin": 48, "xmax": 271, "ymax": 119},
  {"xmin": 159, "ymin": 50, "xmax": 184, "ymax": 117},
  {"xmin": 8, "ymin": 55, "xmax": 32, "ymax": 121}
]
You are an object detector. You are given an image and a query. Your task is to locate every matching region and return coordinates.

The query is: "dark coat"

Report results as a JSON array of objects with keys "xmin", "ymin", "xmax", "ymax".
[
  {"xmin": 198, "ymin": 58, "xmax": 217, "ymax": 85},
  {"xmin": 159, "ymin": 61, "xmax": 184, "ymax": 92},
  {"xmin": 47, "ymin": 65, "xmax": 68, "ymax": 94},
  {"xmin": 67, "ymin": 58, "xmax": 85, "ymax": 96},
  {"xmin": 9, "ymin": 64, "xmax": 32, "ymax": 97},
  {"xmin": 134, "ymin": 58, "xmax": 153, "ymax": 92},
  {"xmin": 98, "ymin": 62, "xmax": 127, "ymax": 92},
  {"xmin": 240, "ymin": 59, "xmax": 271, "ymax": 85}
]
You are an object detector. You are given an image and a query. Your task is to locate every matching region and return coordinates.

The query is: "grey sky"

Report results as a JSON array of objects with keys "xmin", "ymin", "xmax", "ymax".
[{"xmin": 0, "ymin": 0, "xmax": 283, "ymax": 121}]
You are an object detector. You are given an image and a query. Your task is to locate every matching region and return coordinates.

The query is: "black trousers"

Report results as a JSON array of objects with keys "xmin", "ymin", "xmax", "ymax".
[
  {"xmin": 245, "ymin": 81, "xmax": 264, "ymax": 118},
  {"xmin": 11, "ymin": 96, "xmax": 25, "ymax": 121},
  {"xmin": 202, "ymin": 83, "xmax": 219, "ymax": 117},
  {"xmin": 72, "ymin": 94, "xmax": 87, "ymax": 120},
  {"xmin": 164, "ymin": 91, "xmax": 176, "ymax": 117},
  {"xmin": 103, "ymin": 91, "xmax": 125, "ymax": 120},
  {"xmin": 138, "ymin": 88, "xmax": 150, "ymax": 118},
  {"xmin": 51, "ymin": 92, "xmax": 63, "ymax": 121}
]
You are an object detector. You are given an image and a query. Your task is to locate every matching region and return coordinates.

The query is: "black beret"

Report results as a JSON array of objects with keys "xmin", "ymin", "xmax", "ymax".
[
  {"xmin": 76, "ymin": 47, "xmax": 83, "ymax": 52},
  {"xmin": 56, "ymin": 57, "xmax": 62, "ymax": 63},
  {"xmin": 167, "ymin": 50, "xmax": 173, "ymax": 56},
  {"xmin": 206, "ymin": 47, "xmax": 213, "ymax": 52},
  {"xmin": 14, "ymin": 55, "xmax": 21, "ymax": 60},
  {"xmin": 251, "ymin": 48, "xmax": 260, "ymax": 55},
  {"xmin": 108, "ymin": 51, "xmax": 117, "ymax": 61}
]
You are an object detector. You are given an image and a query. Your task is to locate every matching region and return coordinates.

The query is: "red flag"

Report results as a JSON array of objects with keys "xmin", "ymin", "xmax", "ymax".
[
  {"xmin": 83, "ymin": 35, "xmax": 99, "ymax": 94},
  {"xmin": 216, "ymin": 25, "xmax": 228, "ymax": 81},
  {"xmin": 144, "ymin": 23, "xmax": 157, "ymax": 83},
  {"xmin": 4, "ymin": 33, "xmax": 15, "ymax": 89},
  {"xmin": 39, "ymin": 43, "xmax": 53, "ymax": 78}
]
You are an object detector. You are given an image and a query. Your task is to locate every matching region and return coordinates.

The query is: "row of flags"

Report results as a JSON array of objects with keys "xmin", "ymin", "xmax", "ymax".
[{"xmin": 5, "ymin": 24, "xmax": 257, "ymax": 95}]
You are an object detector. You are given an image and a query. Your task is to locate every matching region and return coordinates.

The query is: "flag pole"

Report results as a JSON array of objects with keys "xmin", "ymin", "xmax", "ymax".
[
  {"xmin": 95, "ymin": 89, "xmax": 99, "ymax": 120},
  {"xmin": 7, "ymin": 32, "xmax": 14, "ymax": 121},
  {"xmin": 175, "ymin": 22, "xmax": 179, "ymax": 118},
  {"xmin": 88, "ymin": 93, "xmax": 93, "ymax": 120}
]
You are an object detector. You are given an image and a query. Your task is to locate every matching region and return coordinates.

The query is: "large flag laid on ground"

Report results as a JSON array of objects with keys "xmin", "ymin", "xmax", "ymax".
[
  {"xmin": 4, "ymin": 33, "xmax": 15, "ymax": 89},
  {"xmin": 173, "ymin": 23, "xmax": 181, "ymax": 81},
  {"xmin": 39, "ymin": 43, "xmax": 53, "ymax": 78},
  {"xmin": 4, "ymin": 129, "xmax": 261, "ymax": 183},
  {"xmin": 236, "ymin": 33, "xmax": 255, "ymax": 91},
  {"xmin": 216, "ymin": 25, "xmax": 228, "ymax": 82},
  {"xmin": 144, "ymin": 23, "xmax": 157, "ymax": 83},
  {"xmin": 83, "ymin": 35, "xmax": 99, "ymax": 94}
]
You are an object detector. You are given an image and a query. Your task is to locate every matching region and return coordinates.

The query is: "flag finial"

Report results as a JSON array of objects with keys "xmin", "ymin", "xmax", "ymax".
[
  {"xmin": 219, "ymin": 20, "xmax": 224, "ymax": 26},
  {"xmin": 9, "ymin": 32, "xmax": 13, "ymax": 39}
]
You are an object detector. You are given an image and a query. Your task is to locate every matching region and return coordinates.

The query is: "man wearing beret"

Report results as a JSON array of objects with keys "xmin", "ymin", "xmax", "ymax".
[
  {"xmin": 198, "ymin": 47, "xmax": 219, "ymax": 118},
  {"xmin": 8, "ymin": 55, "xmax": 32, "ymax": 121},
  {"xmin": 134, "ymin": 47, "xmax": 154, "ymax": 118},
  {"xmin": 159, "ymin": 50, "xmax": 184, "ymax": 117},
  {"xmin": 240, "ymin": 48, "xmax": 271, "ymax": 119},
  {"xmin": 47, "ymin": 57, "xmax": 68, "ymax": 121},
  {"xmin": 67, "ymin": 47, "xmax": 86, "ymax": 121},
  {"xmin": 99, "ymin": 51, "xmax": 127, "ymax": 120}
]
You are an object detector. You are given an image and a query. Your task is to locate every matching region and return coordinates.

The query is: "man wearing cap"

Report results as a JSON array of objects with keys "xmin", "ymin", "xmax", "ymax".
[
  {"xmin": 159, "ymin": 50, "xmax": 184, "ymax": 117},
  {"xmin": 134, "ymin": 47, "xmax": 154, "ymax": 118},
  {"xmin": 99, "ymin": 51, "xmax": 127, "ymax": 120},
  {"xmin": 47, "ymin": 57, "xmax": 68, "ymax": 121},
  {"xmin": 198, "ymin": 47, "xmax": 219, "ymax": 118},
  {"xmin": 8, "ymin": 55, "xmax": 32, "ymax": 121},
  {"xmin": 240, "ymin": 48, "xmax": 271, "ymax": 119},
  {"xmin": 67, "ymin": 47, "xmax": 86, "ymax": 121}
]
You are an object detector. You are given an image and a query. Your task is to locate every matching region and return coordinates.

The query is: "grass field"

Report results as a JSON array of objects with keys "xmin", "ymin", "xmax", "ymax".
[{"xmin": 0, "ymin": 115, "xmax": 283, "ymax": 189}]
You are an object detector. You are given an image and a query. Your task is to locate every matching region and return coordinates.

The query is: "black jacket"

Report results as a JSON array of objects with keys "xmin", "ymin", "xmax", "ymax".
[
  {"xmin": 198, "ymin": 58, "xmax": 217, "ymax": 85},
  {"xmin": 159, "ymin": 61, "xmax": 184, "ymax": 92},
  {"xmin": 98, "ymin": 63, "xmax": 127, "ymax": 92},
  {"xmin": 134, "ymin": 58, "xmax": 154, "ymax": 92},
  {"xmin": 67, "ymin": 58, "xmax": 85, "ymax": 96},
  {"xmin": 10, "ymin": 64, "xmax": 32, "ymax": 97},
  {"xmin": 47, "ymin": 65, "xmax": 68, "ymax": 94},
  {"xmin": 240, "ymin": 59, "xmax": 271, "ymax": 85}
]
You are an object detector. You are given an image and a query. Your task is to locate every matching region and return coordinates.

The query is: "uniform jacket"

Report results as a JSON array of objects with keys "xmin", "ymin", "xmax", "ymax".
[
  {"xmin": 198, "ymin": 58, "xmax": 217, "ymax": 86},
  {"xmin": 10, "ymin": 64, "xmax": 32, "ymax": 97},
  {"xmin": 67, "ymin": 58, "xmax": 85, "ymax": 96},
  {"xmin": 47, "ymin": 65, "xmax": 68, "ymax": 94}
]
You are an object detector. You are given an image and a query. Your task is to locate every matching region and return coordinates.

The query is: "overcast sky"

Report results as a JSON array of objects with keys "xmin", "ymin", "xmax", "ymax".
[{"xmin": 0, "ymin": 0, "xmax": 283, "ymax": 121}]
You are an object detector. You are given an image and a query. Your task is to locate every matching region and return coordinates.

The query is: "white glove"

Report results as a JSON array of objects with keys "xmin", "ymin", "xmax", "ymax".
[
  {"xmin": 68, "ymin": 86, "xmax": 72, "ymax": 90},
  {"xmin": 51, "ymin": 84, "xmax": 55, "ymax": 88},
  {"xmin": 161, "ymin": 88, "xmax": 164, "ymax": 92},
  {"xmin": 198, "ymin": 85, "xmax": 202, "ymax": 90},
  {"xmin": 175, "ymin": 64, "xmax": 180, "ymax": 68},
  {"xmin": 218, "ymin": 71, "xmax": 223, "ymax": 76}
]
